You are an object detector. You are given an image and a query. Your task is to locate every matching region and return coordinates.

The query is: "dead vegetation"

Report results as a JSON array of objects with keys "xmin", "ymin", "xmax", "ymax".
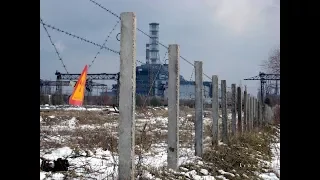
[
  {"xmin": 142, "ymin": 125, "xmax": 278, "ymax": 180},
  {"xmin": 40, "ymin": 106, "xmax": 279, "ymax": 179}
]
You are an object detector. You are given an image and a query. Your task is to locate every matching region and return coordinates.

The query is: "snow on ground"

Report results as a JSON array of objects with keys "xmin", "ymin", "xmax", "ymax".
[
  {"xmin": 40, "ymin": 104, "xmax": 109, "ymax": 111},
  {"xmin": 259, "ymin": 129, "xmax": 280, "ymax": 179},
  {"xmin": 40, "ymin": 106, "xmax": 280, "ymax": 180}
]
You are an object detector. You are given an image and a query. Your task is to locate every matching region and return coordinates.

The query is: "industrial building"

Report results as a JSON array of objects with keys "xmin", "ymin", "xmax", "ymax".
[
  {"xmin": 131, "ymin": 22, "xmax": 213, "ymax": 102},
  {"xmin": 44, "ymin": 22, "xmax": 216, "ymax": 104}
]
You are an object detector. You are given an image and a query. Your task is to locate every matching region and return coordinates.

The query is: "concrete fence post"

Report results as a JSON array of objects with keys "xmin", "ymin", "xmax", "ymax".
[
  {"xmin": 252, "ymin": 97, "xmax": 255, "ymax": 128},
  {"xmin": 247, "ymin": 94, "xmax": 251, "ymax": 131},
  {"xmin": 167, "ymin": 44, "xmax": 180, "ymax": 170},
  {"xmin": 195, "ymin": 61, "xmax": 203, "ymax": 156},
  {"xmin": 255, "ymin": 98, "xmax": 259, "ymax": 128},
  {"xmin": 231, "ymin": 84, "xmax": 236, "ymax": 136},
  {"xmin": 221, "ymin": 80, "xmax": 228, "ymax": 144},
  {"xmin": 48, "ymin": 95, "xmax": 52, "ymax": 105},
  {"xmin": 211, "ymin": 75, "xmax": 219, "ymax": 145},
  {"xmin": 259, "ymin": 100, "xmax": 262, "ymax": 127},
  {"xmin": 243, "ymin": 88, "xmax": 247, "ymax": 132},
  {"xmin": 237, "ymin": 86, "xmax": 242, "ymax": 134},
  {"xmin": 250, "ymin": 96, "xmax": 254, "ymax": 131},
  {"xmin": 253, "ymin": 98, "xmax": 255, "ymax": 130},
  {"xmin": 118, "ymin": 12, "xmax": 136, "ymax": 180},
  {"xmin": 247, "ymin": 93, "xmax": 250, "ymax": 131}
]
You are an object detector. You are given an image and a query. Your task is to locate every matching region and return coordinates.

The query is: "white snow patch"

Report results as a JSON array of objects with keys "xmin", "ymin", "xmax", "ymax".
[
  {"xmin": 216, "ymin": 175, "xmax": 228, "ymax": 180},
  {"xmin": 218, "ymin": 169, "xmax": 235, "ymax": 177},
  {"xmin": 200, "ymin": 168, "xmax": 209, "ymax": 175},
  {"xmin": 141, "ymin": 170, "xmax": 154, "ymax": 179},
  {"xmin": 40, "ymin": 172, "xmax": 46, "ymax": 180},
  {"xmin": 52, "ymin": 173, "xmax": 64, "ymax": 179},
  {"xmin": 201, "ymin": 176, "xmax": 216, "ymax": 180},
  {"xmin": 42, "ymin": 147, "xmax": 73, "ymax": 161},
  {"xmin": 259, "ymin": 127, "xmax": 280, "ymax": 180},
  {"xmin": 61, "ymin": 117, "xmax": 78, "ymax": 129},
  {"xmin": 271, "ymin": 143, "xmax": 280, "ymax": 176},
  {"xmin": 259, "ymin": 172, "xmax": 279, "ymax": 180}
]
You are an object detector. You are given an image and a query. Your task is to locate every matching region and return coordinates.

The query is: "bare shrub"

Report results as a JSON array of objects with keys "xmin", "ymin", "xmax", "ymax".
[
  {"xmin": 273, "ymin": 105, "xmax": 280, "ymax": 125},
  {"xmin": 262, "ymin": 47, "xmax": 280, "ymax": 74},
  {"xmin": 200, "ymin": 131, "xmax": 273, "ymax": 179},
  {"xmin": 71, "ymin": 128, "xmax": 118, "ymax": 152}
]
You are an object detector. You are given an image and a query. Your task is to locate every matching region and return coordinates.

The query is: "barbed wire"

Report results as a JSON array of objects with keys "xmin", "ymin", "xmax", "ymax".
[
  {"xmin": 86, "ymin": 0, "xmax": 212, "ymax": 80},
  {"xmin": 188, "ymin": 67, "xmax": 195, "ymax": 99},
  {"xmin": 89, "ymin": 20, "xmax": 120, "ymax": 68},
  {"xmin": 89, "ymin": 0, "xmax": 120, "ymax": 19},
  {"xmin": 136, "ymin": 59, "xmax": 144, "ymax": 65},
  {"xmin": 40, "ymin": 19, "xmax": 120, "ymax": 55},
  {"xmin": 40, "ymin": 17, "xmax": 69, "ymax": 74}
]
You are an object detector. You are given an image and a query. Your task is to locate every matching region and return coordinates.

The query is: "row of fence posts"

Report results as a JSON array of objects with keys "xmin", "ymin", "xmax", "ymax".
[{"xmin": 118, "ymin": 12, "xmax": 265, "ymax": 179}]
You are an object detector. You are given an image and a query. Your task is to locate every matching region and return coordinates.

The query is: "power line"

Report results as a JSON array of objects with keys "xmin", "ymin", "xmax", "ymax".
[
  {"xmin": 89, "ymin": 20, "xmax": 120, "ymax": 68},
  {"xmin": 40, "ymin": 17, "xmax": 69, "ymax": 73},
  {"xmin": 88, "ymin": 0, "xmax": 120, "ymax": 19},
  {"xmin": 40, "ymin": 19, "xmax": 120, "ymax": 55},
  {"xmin": 86, "ymin": 0, "xmax": 212, "ymax": 79}
]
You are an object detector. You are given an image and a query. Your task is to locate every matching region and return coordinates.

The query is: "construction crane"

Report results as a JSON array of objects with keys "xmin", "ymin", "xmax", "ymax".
[
  {"xmin": 244, "ymin": 72, "xmax": 280, "ymax": 103},
  {"xmin": 55, "ymin": 71, "xmax": 120, "ymax": 105}
]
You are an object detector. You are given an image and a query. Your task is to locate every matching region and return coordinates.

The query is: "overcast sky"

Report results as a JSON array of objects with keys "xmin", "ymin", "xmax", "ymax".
[{"xmin": 40, "ymin": 0, "xmax": 280, "ymax": 96}]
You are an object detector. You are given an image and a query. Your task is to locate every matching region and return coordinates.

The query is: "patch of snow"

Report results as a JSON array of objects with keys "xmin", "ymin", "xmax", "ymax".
[
  {"xmin": 259, "ymin": 172, "xmax": 279, "ymax": 180},
  {"xmin": 42, "ymin": 147, "xmax": 73, "ymax": 161},
  {"xmin": 200, "ymin": 169, "xmax": 209, "ymax": 175},
  {"xmin": 180, "ymin": 167, "xmax": 189, "ymax": 171},
  {"xmin": 107, "ymin": 108, "xmax": 115, "ymax": 112},
  {"xmin": 61, "ymin": 117, "xmax": 78, "ymax": 129},
  {"xmin": 202, "ymin": 176, "xmax": 216, "ymax": 180},
  {"xmin": 79, "ymin": 124, "xmax": 99, "ymax": 130},
  {"xmin": 114, "ymin": 106, "xmax": 119, "ymax": 112},
  {"xmin": 259, "ymin": 127, "xmax": 280, "ymax": 180},
  {"xmin": 141, "ymin": 170, "xmax": 154, "ymax": 179},
  {"xmin": 216, "ymin": 175, "xmax": 228, "ymax": 180},
  {"xmin": 40, "ymin": 172, "xmax": 46, "ymax": 180},
  {"xmin": 271, "ymin": 143, "xmax": 280, "ymax": 176},
  {"xmin": 52, "ymin": 173, "xmax": 64, "ymax": 179},
  {"xmin": 218, "ymin": 169, "xmax": 235, "ymax": 177},
  {"xmin": 48, "ymin": 115, "xmax": 55, "ymax": 118},
  {"xmin": 218, "ymin": 141, "xmax": 227, "ymax": 146}
]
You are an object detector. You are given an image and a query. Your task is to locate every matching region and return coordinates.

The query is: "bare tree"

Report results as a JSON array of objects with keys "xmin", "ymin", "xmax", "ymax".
[
  {"xmin": 262, "ymin": 46, "xmax": 280, "ymax": 74},
  {"xmin": 261, "ymin": 46, "xmax": 280, "ymax": 106}
]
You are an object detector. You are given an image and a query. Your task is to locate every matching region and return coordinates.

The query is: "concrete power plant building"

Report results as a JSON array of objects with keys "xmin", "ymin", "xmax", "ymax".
[
  {"xmin": 107, "ymin": 22, "xmax": 214, "ymax": 102},
  {"xmin": 134, "ymin": 22, "xmax": 214, "ymax": 102}
]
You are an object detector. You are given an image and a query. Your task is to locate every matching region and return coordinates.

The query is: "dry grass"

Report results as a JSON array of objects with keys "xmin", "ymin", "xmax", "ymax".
[
  {"xmin": 40, "ymin": 106, "xmax": 279, "ymax": 179},
  {"xmin": 141, "ymin": 125, "xmax": 278, "ymax": 180}
]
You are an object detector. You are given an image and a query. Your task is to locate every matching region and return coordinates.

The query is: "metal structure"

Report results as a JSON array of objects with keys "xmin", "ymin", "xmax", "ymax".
[
  {"xmin": 40, "ymin": 79, "xmax": 108, "ymax": 87},
  {"xmin": 55, "ymin": 71, "xmax": 119, "ymax": 80},
  {"xmin": 54, "ymin": 71, "xmax": 120, "ymax": 104},
  {"xmin": 244, "ymin": 72, "xmax": 280, "ymax": 103},
  {"xmin": 40, "ymin": 79, "xmax": 110, "ymax": 97}
]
